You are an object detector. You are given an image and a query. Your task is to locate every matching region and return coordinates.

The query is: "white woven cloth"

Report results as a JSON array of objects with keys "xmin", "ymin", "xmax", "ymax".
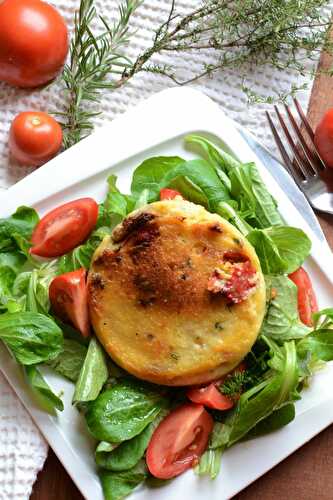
[{"xmin": 0, "ymin": 1, "xmax": 330, "ymax": 498}]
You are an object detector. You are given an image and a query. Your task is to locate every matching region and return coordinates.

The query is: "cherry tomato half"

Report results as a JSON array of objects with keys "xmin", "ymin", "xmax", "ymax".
[
  {"xmin": 146, "ymin": 403, "xmax": 213, "ymax": 479},
  {"xmin": 289, "ymin": 267, "xmax": 318, "ymax": 326},
  {"xmin": 0, "ymin": 0, "xmax": 68, "ymax": 88},
  {"xmin": 49, "ymin": 268, "xmax": 90, "ymax": 337},
  {"xmin": 31, "ymin": 198, "xmax": 99, "ymax": 258},
  {"xmin": 314, "ymin": 108, "xmax": 333, "ymax": 168},
  {"xmin": 9, "ymin": 111, "xmax": 63, "ymax": 167},
  {"xmin": 187, "ymin": 383, "xmax": 233, "ymax": 410},
  {"xmin": 160, "ymin": 188, "xmax": 183, "ymax": 200}
]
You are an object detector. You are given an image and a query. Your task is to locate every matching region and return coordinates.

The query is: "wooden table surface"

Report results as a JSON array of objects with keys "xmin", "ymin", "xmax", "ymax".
[{"xmin": 31, "ymin": 46, "xmax": 333, "ymax": 500}]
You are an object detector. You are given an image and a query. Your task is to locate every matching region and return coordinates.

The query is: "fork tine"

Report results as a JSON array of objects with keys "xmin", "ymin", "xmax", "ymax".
[
  {"xmin": 273, "ymin": 106, "xmax": 308, "ymax": 179},
  {"xmin": 293, "ymin": 98, "xmax": 326, "ymax": 170},
  {"xmin": 293, "ymin": 98, "xmax": 314, "ymax": 140},
  {"xmin": 284, "ymin": 103, "xmax": 318, "ymax": 176},
  {"xmin": 266, "ymin": 111, "xmax": 304, "ymax": 185}
]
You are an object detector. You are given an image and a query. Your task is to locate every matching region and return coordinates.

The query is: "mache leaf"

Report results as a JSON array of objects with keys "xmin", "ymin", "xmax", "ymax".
[{"xmin": 25, "ymin": 365, "xmax": 64, "ymax": 412}]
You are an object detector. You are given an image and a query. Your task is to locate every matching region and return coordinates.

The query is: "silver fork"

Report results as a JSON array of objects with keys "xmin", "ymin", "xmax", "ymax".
[{"xmin": 266, "ymin": 98, "xmax": 333, "ymax": 215}]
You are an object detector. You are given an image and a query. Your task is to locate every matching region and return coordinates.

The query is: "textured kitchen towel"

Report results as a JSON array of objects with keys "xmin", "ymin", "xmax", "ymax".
[{"xmin": 0, "ymin": 1, "xmax": 331, "ymax": 498}]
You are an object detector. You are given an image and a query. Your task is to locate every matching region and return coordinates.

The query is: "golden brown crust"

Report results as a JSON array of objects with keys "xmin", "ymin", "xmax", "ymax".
[{"xmin": 88, "ymin": 200, "xmax": 266, "ymax": 386}]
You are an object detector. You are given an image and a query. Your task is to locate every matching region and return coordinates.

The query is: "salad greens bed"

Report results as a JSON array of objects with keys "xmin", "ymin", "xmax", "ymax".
[{"xmin": 0, "ymin": 135, "xmax": 333, "ymax": 499}]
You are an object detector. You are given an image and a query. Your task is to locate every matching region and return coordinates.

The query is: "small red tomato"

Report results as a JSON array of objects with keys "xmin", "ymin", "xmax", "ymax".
[
  {"xmin": 314, "ymin": 108, "xmax": 333, "ymax": 168},
  {"xmin": 0, "ymin": 0, "xmax": 68, "ymax": 88},
  {"xmin": 9, "ymin": 111, "xmax": 63, "ymax": 167},
  {"xmin": 289, "ymin": 267, "xmax": 318, "ymax": 326},
  {"xmin": 160, "ymin": 188, "xmax": 183, "ymax": 200},
  {"xmin": 31, "ymin": 198, "xmax": 98, "ymax": 258},
  {"xmin": 49, "ymin": 268, "xmax": 90, "ymax": 337},
  {"xmin": 146, "ymin": 403, "xmax": 213, "ymax": 479},
  {"xmin": 187, "ymin": 383, "xmax": 233, "ymax": 410}
]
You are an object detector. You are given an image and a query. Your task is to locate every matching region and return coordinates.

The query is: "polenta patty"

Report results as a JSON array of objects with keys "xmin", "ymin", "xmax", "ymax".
[{"xmin": 88, "ymin": 200, "xmax": 266, "ymax": 386}]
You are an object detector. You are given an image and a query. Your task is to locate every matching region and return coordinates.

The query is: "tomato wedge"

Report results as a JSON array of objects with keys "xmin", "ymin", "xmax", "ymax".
[
  {"xmin": 160, "ymin": 188, "xmax": 183, "ymax": 200},
  {"xmin": 146, "ymin": 403, "xmax": 213, "ymax": 479},
  {"xmin": 187, "ymin": 383, "xmax": 233, "ymax": 410},
  {"xmin": 31, "ymin": 198, "xmax": 98, "ymax": 257},
  {"xmin": 289, "ymin": 267, "xmax": 318, "ymax": 326},
  {"xmin": 49, "ymin": 268, "xmax": 90, "ymax": 337}
]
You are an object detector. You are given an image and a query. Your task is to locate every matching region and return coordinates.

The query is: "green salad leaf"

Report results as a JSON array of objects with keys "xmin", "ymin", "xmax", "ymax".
[
  {"xmin": 25, "ymin": 365, "xmax": 64, "ymax": 412},
  {"xmin": 0, "ymin": 206, "xmax": 39, "ymax": 248},
  {"xmin": 262, "ymin": 276, "xmax": 310, "ymax": 342},
  {"xmin": 0, "ymin": 266, "xmax": 16, "ymax": 308},
  {"xmin": 86, "ymin": 380, "xmax": 167, "ymax": 442},
  {"xmin": 0, "ymin": 312, "xmax": 63, "ymax": 365},
  {"xmin": 13, "ymin": 262, "xmax": 57, "ymax": 314},
  {"xmin": 225, "ymin": 339, "xmax": 298, "ymax": 446},
  {"xmin": 58, "ymin": 226, "xmax": 111, "ymax": 274},
  {"xmin": 48, "ymin": 338, "xmax": 88, "ymax": 382},
  {"xmin": 247, "ymin": 226, "xmax": 311, "ymax": 274},
  {"xmin": 73, "ymin": 336, "xmax": 108, "ymax": 404},
  {"xmin": 97, "ymin": 175, "xmax": 130, "ymax": 229},
  {"xmin": 245, "ymin": 403, "xmax": 296, "ymax": 439},
  {"xmin": 96, "ymin": 423, "xmax": 153, "ymax": 472},
  {"xmin": 185, "ymin": 134, "xmax": 283, "ymax": 228},
  {"xmin": 160, "ymin": 159, "xmax": 230, "ymax": 210},
  {"xmin": 0, "ymin": 251, "xmax": 26, "ymax": 274},
  {"xmin": 131, "ymin": 156, "xmax": 184, "ymax": 201},
  {"xmin": 96, "ymin": 409, "xmax": 169, "ymax": 472},
  {"xmin": 167, "ymin": 175, "xmax": 209, "ymax": 207},
  {"xmin": 297, "ymin": 329, "xmax": 333, "ymax": 363},
  {"xmin": 99, "ymin": 460, "xmax": 147, "ymax": 500}
]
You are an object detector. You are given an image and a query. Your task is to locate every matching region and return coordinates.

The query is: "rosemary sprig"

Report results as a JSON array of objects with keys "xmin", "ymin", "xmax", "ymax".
[{"xmin": 56, "ymin": 0, "xmax": 141, "ymax": 149}]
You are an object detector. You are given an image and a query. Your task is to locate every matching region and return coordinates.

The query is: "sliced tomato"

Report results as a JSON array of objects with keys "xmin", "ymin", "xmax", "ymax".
[
  {"xmin": 160, "ymin": 188, "xmax": 183, "ymax": 200},
  {"xmin": 49, "ymin": 268, "xmax": 90, "ymax": 337},
  {"xmin": 146, "ymin": 403, "xmax": 213, "ymax": 479},
  {"xmin": 187, "ymin": 383, "xmax": 233, "ymax": 410},
  {"xmin": 289, "ymin": 267, "xmax": 318, "ymax": 327},
  {"xmin": 31, "ymin": 198, "xmax": 98, "ymax": 257}
]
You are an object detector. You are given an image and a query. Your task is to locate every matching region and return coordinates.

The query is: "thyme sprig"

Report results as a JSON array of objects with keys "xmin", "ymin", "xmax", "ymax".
[
  {"xmin": 56, "ymin": 0, "xmax": 141, "ymax": 148},
  {"xmin": 59, "ymin": 0, "xmax": 333, "ymax": 148}
]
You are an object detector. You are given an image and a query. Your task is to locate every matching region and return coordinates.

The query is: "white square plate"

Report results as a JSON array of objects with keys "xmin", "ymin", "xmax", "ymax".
[{"xmin": 0, "ymin": 88, "xmax": 333, "ymax": 500}]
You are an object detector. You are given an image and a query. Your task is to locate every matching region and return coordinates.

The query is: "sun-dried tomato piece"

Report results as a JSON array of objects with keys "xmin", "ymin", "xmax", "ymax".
[{"xmin": 208, "ymin": 261, "xmax": 257, "ymax": 304}]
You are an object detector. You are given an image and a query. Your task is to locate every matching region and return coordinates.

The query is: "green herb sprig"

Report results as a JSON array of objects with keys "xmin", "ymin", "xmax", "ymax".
[
  {"xmin": 58, "ymin": 0, "xmax": 333, "ymax": 148},
  {"xmin": 56, "ymin": 0, "xmax": 141, "ymax": 148}
]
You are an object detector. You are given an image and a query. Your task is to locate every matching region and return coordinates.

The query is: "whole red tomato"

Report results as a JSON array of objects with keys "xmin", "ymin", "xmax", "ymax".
[
  {"xmin": 9, "ymin": 111, "xmax": 63, "ymax": 166},
  {"xmin": 314, "ymin": 108, "xmax": 333, "ymax": 168},
  {"xmin": 0, "ymin": 0, "xmax": 68, "ymax": 88}
]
